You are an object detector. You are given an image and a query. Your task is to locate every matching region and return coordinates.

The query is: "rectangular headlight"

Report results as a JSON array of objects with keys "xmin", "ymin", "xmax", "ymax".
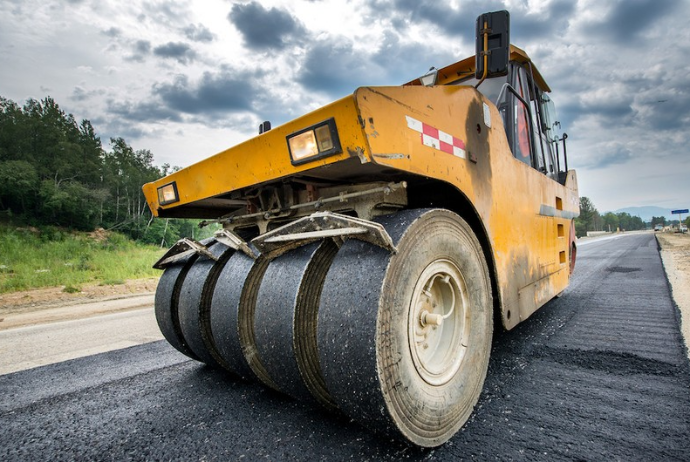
[
  {"xmin": 287, "ymin": 118, "xmax": 342, "ymax": 165},
  {"xmin": 157, "ymin": 182, "xmax": 179, "ymax": 205}
]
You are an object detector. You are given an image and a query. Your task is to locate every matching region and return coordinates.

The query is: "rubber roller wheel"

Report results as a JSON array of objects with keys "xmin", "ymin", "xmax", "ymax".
[
  {"xmin": 177, "ymin": 241, "xmax": 235, "ymax": 368},
  {"xmin": 317, "ymin": 209, "xmax": 493, "ymax": 447},
  {"xmin": 210, "ymin": 249, "xmax": 277, "ymax": 387},
  {"xmin": 253, "ymin": 239, "xmax": 339, "ymax": 410},
  {"xmin": 154, "ymin": 254, "xmax": 200, "ymax": 360}
]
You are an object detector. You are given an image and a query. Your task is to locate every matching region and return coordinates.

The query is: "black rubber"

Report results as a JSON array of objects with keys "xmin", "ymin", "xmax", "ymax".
[
  {"xmin": 154, "ymin": 254, "xmax": 200, "ymax": 361},
  {"xmin": 177, "ymin": 241, "xmax": 234, "ymax": 368},
  {"xmin": 253, "ymin": 240, "xmax": 339, "ymax": 409},
  {"xmin": 209, "ymin": 249, "xmax": 278, "ymax": 388},
  {"xmin": 317, "ymin": 209, "xmax": 493, "ymax": 447},
  {"xmin": 316, "ymin": 213, "xmax": 409, "ymax": 430}
]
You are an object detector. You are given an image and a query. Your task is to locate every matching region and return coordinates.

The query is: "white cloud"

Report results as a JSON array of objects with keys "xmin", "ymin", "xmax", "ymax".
[{"xmin": 1, "ymin": 0, "xmax": 689, "ymax": 213}]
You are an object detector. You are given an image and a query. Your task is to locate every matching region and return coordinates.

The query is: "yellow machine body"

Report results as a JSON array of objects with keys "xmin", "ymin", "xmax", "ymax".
[{"xmin": 143, "ymin": 48, "xmax": 579, "ymax": 332}]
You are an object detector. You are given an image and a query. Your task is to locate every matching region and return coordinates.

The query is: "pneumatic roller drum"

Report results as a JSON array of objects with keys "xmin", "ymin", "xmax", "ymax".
[
  {"xmin": 177, "ymin": 241, "xmax": 235, "ymax": 369},
  {"xmin": 252, "ymin": 239, "xmax": 339, "ymax": 410},
  {"xmin": 209, "ymin": 247, "xmax": 277, "ymax": 387},
  {"xmin": 317, "ymin": 208, "xmax": 493, "ymax": 447},
  {"xmin": 154, "ymin": 254, "xmax": 200, "ymax": 361}
]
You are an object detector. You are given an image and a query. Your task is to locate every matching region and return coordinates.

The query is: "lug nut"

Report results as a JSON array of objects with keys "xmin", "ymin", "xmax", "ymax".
[{"xmin": 421, "ymin": 311, "xmax": 444, "ymax": 327}]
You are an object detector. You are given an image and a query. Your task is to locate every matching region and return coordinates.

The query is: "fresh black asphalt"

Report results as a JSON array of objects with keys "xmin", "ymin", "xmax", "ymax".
[{"xmin": 1, "ymin": 233, "xmax": 689, "ymax": 460}]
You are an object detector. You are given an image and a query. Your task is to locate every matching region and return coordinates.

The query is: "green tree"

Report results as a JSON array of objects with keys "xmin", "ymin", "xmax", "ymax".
[
  {"xmin": 651, "ymin": 216, "xmax": 666, "ymax": 227},
  {"xmin": 602, "ymin": 212, "xmax": 619, "ymax": 232},
  {"xmin": 38, "ymin": 179, "xmax": 106, "ymax": 230},
  {"xmin": 0, "ymin": 94, "xmax": 208, "ymax": 244},
  {"xmin": 0, "ymin": 97, "xmax": 28, "ymax": 162},
  {"xmin": 102, "ymin": 138, "xmax": 162, "ymax": 238},
  {"xmin": 628, "ymin": 215, "xmax": 644, "ymax": 230},
  {"xmin": 575, "ymin": 196, "xmax": 600, "ymax": 237},
  {"xmin": 617, "ymin": 212, "xmax": 633, "ymax": 231},
  {"xmin": 0, "ymin": 160, "xmax": 38, "ymax": 213}
]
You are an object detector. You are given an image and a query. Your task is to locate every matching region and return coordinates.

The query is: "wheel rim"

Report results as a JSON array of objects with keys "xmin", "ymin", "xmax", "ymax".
[{"xmin": 408, "ymin": 259, "xmax": 470, "ymax": 386}]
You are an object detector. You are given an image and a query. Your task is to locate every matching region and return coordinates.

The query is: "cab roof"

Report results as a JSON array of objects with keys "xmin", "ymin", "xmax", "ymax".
[{"xmin": 405, "ymin": 45, "xmax": 551, "ymax": 93}]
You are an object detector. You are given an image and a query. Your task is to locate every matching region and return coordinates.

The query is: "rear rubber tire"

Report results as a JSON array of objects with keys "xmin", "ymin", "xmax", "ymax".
[
  {"xmin": 177, "ymin": 242, "xmax": 234, "ymax": 368},
  {"xmin": 253, "ymin": 239, "xmax": 339, "ymax": 409},
  {"xmin": 210, "ymin": 249, "xmax": 277, "ymax": 387},
  {"xmin": 154, "ymin": 255, "xmax": 200, "ymax": 361},
  {"xmin": 318, "ymin": 209, "xmax": 493, "ymax": 447}
]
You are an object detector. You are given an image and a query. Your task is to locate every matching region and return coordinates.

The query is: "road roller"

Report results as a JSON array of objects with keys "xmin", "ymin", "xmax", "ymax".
[{"xmin": 142, "ymin": 10, "xmax": 579, "ymax": 447}]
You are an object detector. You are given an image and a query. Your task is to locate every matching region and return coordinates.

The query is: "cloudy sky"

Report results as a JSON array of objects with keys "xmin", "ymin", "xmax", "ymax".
[{"xmin": 1, "ymin": 0, "xmax": 689, "ymax": 213}]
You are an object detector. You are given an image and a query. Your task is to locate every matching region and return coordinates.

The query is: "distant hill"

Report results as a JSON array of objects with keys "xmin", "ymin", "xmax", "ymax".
[{"xmin": 613, "ymin": 206, "xmax": 673, "ymax": 222}]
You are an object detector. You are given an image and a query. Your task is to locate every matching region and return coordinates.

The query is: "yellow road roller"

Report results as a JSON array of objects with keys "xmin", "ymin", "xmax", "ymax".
[{"xmin": 142, "ymin": 10, "xmax": 579, "ymax": 447}]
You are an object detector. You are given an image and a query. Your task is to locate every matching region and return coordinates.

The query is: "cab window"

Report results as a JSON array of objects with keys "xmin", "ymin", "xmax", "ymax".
[{"xmin": 512, "ymin": 66, "xmax": 534, "ymax": 167}]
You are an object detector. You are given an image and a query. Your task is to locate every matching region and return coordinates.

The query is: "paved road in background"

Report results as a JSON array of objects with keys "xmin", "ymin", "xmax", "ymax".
[
  {"xmin": 0, "ymin": 304, "xmax": 161, "ymax": 375},
  {"xmin": 1, "ymin": 233, "xmax": 689, "ymax": 460}
]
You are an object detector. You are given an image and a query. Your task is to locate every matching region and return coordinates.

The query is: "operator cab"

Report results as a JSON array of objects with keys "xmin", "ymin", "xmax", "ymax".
[
  {"xmin": 466, "ymin": 57, "xmax": 566, "ymax": 184},
  {"xmin": 407, "ymin": 10, "xmax": 570, "ymax": 185}
]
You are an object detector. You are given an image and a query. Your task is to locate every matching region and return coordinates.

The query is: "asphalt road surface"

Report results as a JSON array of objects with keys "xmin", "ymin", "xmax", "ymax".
[
  {"xmin": 1, "ymin": 233, "xmax": 689, "ymax": 461},
  {"xmin": 0, "ymin": 305, "xmax": 161, "ymax": 375}
]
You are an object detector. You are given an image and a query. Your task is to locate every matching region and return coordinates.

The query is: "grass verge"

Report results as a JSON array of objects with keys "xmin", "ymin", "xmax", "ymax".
[{"xmin": 0, "ymin": 225, "xmax": 165, "ymax": 294}]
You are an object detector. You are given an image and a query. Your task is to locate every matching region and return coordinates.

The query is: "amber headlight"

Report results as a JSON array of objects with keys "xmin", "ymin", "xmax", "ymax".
[
  {"xmin": 157, "ymin": 182, "xmax": 179, "ymax": 205},
  {"xmin": 287, "ymin": 118, "xmax": 342, "ymax": 165}
]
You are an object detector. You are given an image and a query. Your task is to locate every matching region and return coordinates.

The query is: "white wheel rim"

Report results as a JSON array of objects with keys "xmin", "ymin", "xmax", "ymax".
[{"xmin": 408, "ymin": 259, "xmax": 470, "ymax": 386}]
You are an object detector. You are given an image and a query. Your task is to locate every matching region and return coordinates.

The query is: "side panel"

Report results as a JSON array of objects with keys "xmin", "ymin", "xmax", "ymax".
[
  {"xmin": 142, "ymin": 96, "xmax": 371, "ymax": 216},
  {"xmin": 355, "ymin": 86, "xmax": 578, "ymax": 329}
]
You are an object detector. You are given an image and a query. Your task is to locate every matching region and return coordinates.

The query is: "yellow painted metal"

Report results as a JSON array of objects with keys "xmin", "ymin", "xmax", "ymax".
[
  {"xmin": 405, "ymin": 45, "xmax": 551, "ymax": 92},
  {"xmin": 354, "ymin": 85, "xmax": 577, "ymax": 328},
  {"xmin": 142, "ymin": 49, "xmax": 579, "ymax": 330},
  {"xmin": 142, "ymin": 96, "xmax": 371, "ymax": 216}
]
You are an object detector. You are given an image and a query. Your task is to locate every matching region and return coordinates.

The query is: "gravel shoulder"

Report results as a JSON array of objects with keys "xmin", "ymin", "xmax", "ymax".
[
  {"xmin": 656, "ymin": 231, "xmax": 690, "ymax": 359},
  {"xmin": 0, "ymin": 278, "xmax": 158, "ymax": 330},
  {"xmin": 0, "ymin": 231, "xmax": 688, "ymax": 355}
]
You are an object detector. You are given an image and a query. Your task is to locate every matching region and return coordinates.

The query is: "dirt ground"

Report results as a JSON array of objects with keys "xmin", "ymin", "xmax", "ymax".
[
  {"xmin": 0, "ymin": 232, "xmax": 688, "ymax": 357},
  {"xmin": 0, "ymin": 278, "xmax": 159, "ymax": 317},
  {"xmin": 656, "ymin": 231, "xmax": 690, "ymax": 358}
]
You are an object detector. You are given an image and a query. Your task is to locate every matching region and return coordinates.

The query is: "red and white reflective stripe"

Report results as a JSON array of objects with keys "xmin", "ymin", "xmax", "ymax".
[{"xmin": 406, "ymin": 116, "xmax": 466, "ymax": 159}]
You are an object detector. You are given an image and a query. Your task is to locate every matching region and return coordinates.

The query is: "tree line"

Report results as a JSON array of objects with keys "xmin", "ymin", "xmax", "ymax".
[
  {"xmin": 575, "ymin": 197, "xmax": 647, "ymax": 237},
  {"xmin": 1, "ymin": 95, "xmax": 681, "ymax": 245},
  {"xmin": 0, "ymin": 96, "xmax": 212, "ymax": 246}
]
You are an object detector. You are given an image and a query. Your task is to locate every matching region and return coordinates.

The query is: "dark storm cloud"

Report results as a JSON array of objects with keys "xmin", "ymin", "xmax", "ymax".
[
  {"xmin": 635, "ymin": 95, "xmax": 690, "ymax": 132},
  {"xmin": 70, "ymin": 86, "xmax": 105, "ymax": 102},
  {"xmin": 183, "ymin": 23, "xmax": 215, "ymax": 43},
  {"xmin": 583, "ymin": 100, "xmax": 634, "ymax": 120},
  {"xmin": 510, "ymin": 0, "xmax": 576, "ymax": 41},
  {"xmin": 107, "ymin": 99, "xmax": 183, "ymax": 123},
  {"xmin": 371, "ymin": 30, "xmax": 457, "ymax": 80},
  {"xmin": 141, "ymin": 0, "xmax": 188, "ymax": 25},
  {"xmin": 366, "ymin": 0, "xmax": 574, "ymax": 44},
  {"xmin": 368, "ymin": 0, "xmax": 465, "ymax": 36},
  {"xmin": 584, "ymin": 0, "xmax": 683, "ymax": 42},
  {"xmin": 296, "ymin": 31, "xmax": 457, "ymax": 98},
  {"xmin": 93, "ymin": 115, "xmax": 150, "ymax": 142},
  {"xmin": 103, "ymin": 27, "xmax": 121, "ymax": 38},
  {"xmin": 557, "ymin": 91, "xmax": 634, "ymax": 135},
  {"xmin": 126, "ymin": 40, "xmax": 152, "ymax": 62},
  {"xmin": 135, "ymin": 40, "xmax": 152, "ymax": 54},
  {"xmin": 228, "ymin": 2, "xmax": 306, "ymax": 51},
  {"xmin": 367, "ymin": 0, "xmax": 501, "ymax": 39},
  {"xmin": 297, "ymin": 39, "xmax": 375, "ymax": 96},
  {"xmin": 153, "ymin": 42, "xmax": 197, "ymax": 64},
  {"xmin": 586, "ymin": 143, "xmax": 632, "ymax": 169},
  {"xmin": 153, "ymin": 71, "xmax": 259, "ymax": 114},
  {"xmin": 558, "ymin": 63, "xmax": 690, "ymax": 134}
]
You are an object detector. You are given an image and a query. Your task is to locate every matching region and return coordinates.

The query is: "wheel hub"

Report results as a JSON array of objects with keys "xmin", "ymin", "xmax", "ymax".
[{"xmin": 409, "ymin": 259, "xmax": 469, "ymax": 386}]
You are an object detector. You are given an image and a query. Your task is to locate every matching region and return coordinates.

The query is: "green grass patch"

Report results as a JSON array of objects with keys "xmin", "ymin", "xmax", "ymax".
[
  {"xmin": 0, "ymin": 225, "xmax": 165, "ymax": 294},
  {"xmin": 100, "ymin": 279, "xmax": 126, "ymax": 286},
  {"xmin": 62, "ymin": 285, "xmax": 81, "ymax": 294}
]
